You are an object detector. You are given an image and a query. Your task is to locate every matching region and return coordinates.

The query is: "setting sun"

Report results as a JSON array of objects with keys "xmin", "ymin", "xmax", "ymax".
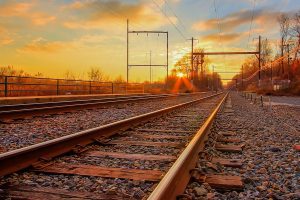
[{"xmin": 176, "ymin": 72, "xmax": 184, "ymax": 78}]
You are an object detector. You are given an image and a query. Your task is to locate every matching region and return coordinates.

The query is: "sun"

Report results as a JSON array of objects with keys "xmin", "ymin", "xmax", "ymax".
[{"xmin": 176, "ymin": 72, "xmax": 184, "ymax": 78}]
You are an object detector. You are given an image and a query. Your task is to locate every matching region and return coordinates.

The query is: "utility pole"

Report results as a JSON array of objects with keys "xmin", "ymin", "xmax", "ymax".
[
  {"xmin": 187, "ymin": 37, "xmax": 198, "ymax": 80},
  {"xmin": 270, "ymin": 63, "xmax": 273, "ymax": 81},
  {"xmin": 127, "ymin": 19, "xmax": 129, "ymax": 83},
  {"xmin": 191, "ymin": 37, "xmax": 194, "ymax": 80},
  {"xmin": 167, "ymin": 32, "xmax": 169, "ymax": 80},
  {"xmin": 212, "ymin": 65, "xmax": 214, "ymax": 92},
  {"xmin": 150, "ymin": 51, "xmax": 152, "ymax": 83},
  {"xmin": 281, "ymin": 36, "xmax": 284, "ymax": 75},
  {"xmin": 241, "ymin": 65, "xmax": 244, "ymax": 88},
  {"xmin": 258, "ymin": 35, "xmax": 261, "ymax": 86},
  {"xmin": 287, "ymin": 43, "xmax": 290, "ymax": 80}
]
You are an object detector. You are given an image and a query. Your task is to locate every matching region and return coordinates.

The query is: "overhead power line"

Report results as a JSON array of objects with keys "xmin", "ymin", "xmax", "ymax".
[
  {"xmin": 151, "ymin": 0, "xmax": 187, "ymax": 41},
  {"xmin": 164, "ymin": 0, "xmax": 187, "ymax": 34},
  {"xmin": 247, "ymin": 0, "xmax": 257, "ymax": 49},
  {"xmin": 213, "ymin": 0, "xmax": 223, "ymax": 47}
]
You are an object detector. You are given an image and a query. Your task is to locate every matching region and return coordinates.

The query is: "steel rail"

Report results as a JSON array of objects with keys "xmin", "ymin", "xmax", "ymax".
[
  {"xmin": 0, "ymin": 93, "xmax": 222, "ymax": 177},
  {"xmin": 147, "ymin": 93, "xmax": 228, "ymax": 200},
  {"xmin": 0, "ymin": 94, "xmax": 170, "ymax": 111},
  {"xmin": 0, "ymin": 92, "xmax": 206, "ymax": 120}
]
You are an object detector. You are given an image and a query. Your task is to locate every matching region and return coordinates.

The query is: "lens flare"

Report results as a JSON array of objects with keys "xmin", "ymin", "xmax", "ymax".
[{"xmin": 176, "ymin": 72, "xmax": 184, "ymax": 78}]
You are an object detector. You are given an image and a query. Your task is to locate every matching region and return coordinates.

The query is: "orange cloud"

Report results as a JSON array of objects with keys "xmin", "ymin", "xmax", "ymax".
[
  {"xmin": 0, "ymin": 1, "xmax": 32, "ymax": 17},
  {"xmin": 19, "ymin": 38, "xmax": 71, "ymax": 53},
  {"xmin": 63, "ymin": 0, "xmax": 173, "ymax": 30},
  {"xmin": 0, "ymin": 27, "xmax": 14, "ymax": 46},
  {"xmin": 202, "ymin": 33, "xmax": 242, "ymax": 43},
  {"xmin": 0, "ymin": 1, "xmax": 55, "ymax": 26},
  {"xmin": 193, "ymin": 9, "xmax": 281, "ymax": 32},
  {"xmin": 30, "ymin": 13, "xmax": 56, "ymax": 26},
  {"xmin": 0, "ymin": 37, "xmax": 13, "ymax": 45}
]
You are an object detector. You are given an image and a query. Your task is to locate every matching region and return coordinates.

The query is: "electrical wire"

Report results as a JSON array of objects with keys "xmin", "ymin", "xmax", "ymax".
[
  {"xmin": 247, "ymin": 0, "xmax": 257, "ymax": 49},
  {"xmin": 164, "ymin": 0, "xmax": 187, "ymax": 35},
  {"xmin": 213, "ymin": 0, "xmax": 223, "ymax": 48},
  {"xmin": 151, "ymin": 0, "xmax": 187, "ymax": 41}
]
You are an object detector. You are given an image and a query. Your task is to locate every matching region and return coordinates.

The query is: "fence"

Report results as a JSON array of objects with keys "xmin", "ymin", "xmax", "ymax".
[{"xmin": 0, "ymin": 76, "xmax": 144, "ymax": 97}]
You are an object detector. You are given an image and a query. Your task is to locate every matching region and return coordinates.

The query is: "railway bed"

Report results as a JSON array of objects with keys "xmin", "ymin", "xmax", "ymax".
[
  {"xmin": 182, "ymin": 92, "xmax": 299, "ymax": 199},
  {"xmin": 0, "ymin": 92, "xmax": 210, "ymax": 153},
  {"xmin": 1, "ymin": 92, "xmax": 298, "ymax": 199},
  {"xmin": 0, "ymin": 93, "xmax": 225, "ymax": 199}
]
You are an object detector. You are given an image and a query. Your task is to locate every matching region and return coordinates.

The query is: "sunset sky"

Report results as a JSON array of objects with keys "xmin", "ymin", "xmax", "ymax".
[{"xmin": 0, "ymin": 0, "xmax": 300, "ymax": 83}]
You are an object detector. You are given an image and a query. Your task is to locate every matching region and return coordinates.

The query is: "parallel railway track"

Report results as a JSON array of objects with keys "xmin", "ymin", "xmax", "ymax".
[
  {"xmin": 0, "ymin": 92, "xmax": 230, "ymax": 199},
  {"xmin": 0, "ymin": 93, "xmax": 206, "ymax": 121}
]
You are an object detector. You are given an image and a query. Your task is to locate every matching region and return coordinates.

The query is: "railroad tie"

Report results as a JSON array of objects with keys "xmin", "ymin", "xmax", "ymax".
[
  {"xmin": 33, "ymin": 164, "xmax": 163, "ymax": 182},
  {"xmin": 211, "ymin": 157, "xmax": 243, "ymax": 168},
  {"xmin": 107, "ymin": 139, "xmax": 184, "ymax": 148},
  {"xmin": 215, "ymin": 143, "xmax": 244, "ymax": 153},
  {"xmin": 0, "ymin": 185, "xmax": 127, "ymax": 200},
  {"xmin": 190, "ymin": 169, "xmax": 244, "ymax": 191},
  {"xmin": 86, "ymin": 151, "xmax": 176, "ymax": 161}
]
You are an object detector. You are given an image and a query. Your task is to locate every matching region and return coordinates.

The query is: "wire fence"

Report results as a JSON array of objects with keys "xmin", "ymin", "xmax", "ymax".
[{"xmin": 0, "ymin": 76, "xmax": 144, "ymax": 97}]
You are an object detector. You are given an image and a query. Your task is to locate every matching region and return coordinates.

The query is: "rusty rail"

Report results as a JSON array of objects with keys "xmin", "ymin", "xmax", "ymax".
[
  {"xmin": 0, "ymin": 92, "xmax": 206, "ymax": 120},
  {"xmin": 0, "ymin": 93, "xmax": 223, "ymax": 177},
  {"xmin": 147, "ymin": 93, "xmax": 228, "ymax": 200}
]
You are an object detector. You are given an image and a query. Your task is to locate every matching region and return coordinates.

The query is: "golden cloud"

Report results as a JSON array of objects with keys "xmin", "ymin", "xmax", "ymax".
[
  {"xmin": 19, "ymin": 38, "xmax": 71, "ymax": 53},
  {"xmin": 0, "ymin": 1, "xmax": 33, "ymax": 17},
  {"xmin": 63, "ymin": 0, "xmax": 173, "ymax": 30},
  {"xmin": 193, "ymin": 9, "xmax": 281, "ymax": 32},
  {"xmin": 202, "ymin": 33, "xmax": 243, "ymax": 43},
  {"xmin": 0, "ymin": 0, "xmax": 56, "ymax": 26}
]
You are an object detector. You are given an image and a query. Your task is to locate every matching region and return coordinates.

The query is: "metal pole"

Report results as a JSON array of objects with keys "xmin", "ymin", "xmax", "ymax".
[
  {"xmin": 127, "ymin": 19, "xmax": 129, "ymax": 84},
  {"xmin": 166, "ymin": 32, "xmax": 169, "ymax": 81},
  {"xmin": 241, "ymin": 65, "xmax": 244, "ymax": 88},
  {"xmin": 4, "ymin": 76, "xmax": 8, "ymax": 97},
  {"xmin": 56, "ymin": 79, "xmax": 59, "ymax": 95},
  {"xmin": 191, "ymin": 37, "xmax": 194, "ymax": 80},
  {"xmin": 281, "ymin": 36, "xmax": 284, "ymax": 75},
  {"xmin": 212, "ymin": 65, "xmax": 214, "ymax": 92},
  {"xmin": 287, "ymin": 43, "xmax": 290, "ymax": 80},
  {"xmin": 89, "ymin": 81, "xmax": 92, "ymax": 94},
  {"xmin": 111, "ymin": 82, "xmax": 114, "ymax": 94},
  {"xmin": 150, "ymin": 51, "xmax": 152, "ymax": 84},
  {"xmin": 258, "ymin": 35, "xmax": 261, "ymax": 86}
]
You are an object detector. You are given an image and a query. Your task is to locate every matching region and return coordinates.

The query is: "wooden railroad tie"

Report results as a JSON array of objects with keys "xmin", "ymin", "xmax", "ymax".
[
  {"xmin": 218, "ymin": 131, "xmax": 237, "ymax": 136},
  {"xmin": 107, "ymin": 139, "xmax": 184, "ymax": 148},
  {"xmin": 86, "ymin": 151, "xmax": 176, "ymax": 161},
  {"xmin": 215, "ymin": 144, "xmax": 243, "ymax": 153},
  {"xmin": 33, "ymin": 164, "xmax": 163, "ymax": 181},
  {"xmin": 217, "ymin": 137, "xmax": 241, "ymax": 143},
  {"xmin": 137, "ymin": 129, "xmax": 192, "ymax": 134},
  {"xmin": 190, "ymin": 169, "xmax": 244, "ymax": 191},
  {"xmin": 211, "ymin": 157, "xmax": 243, "ymax": 168},
  {"xmin": 131, "ymin": 133, "xmax": 189, "ymax": 140},
  {"xmin": 0, "ymin": 185, "xmax": 127, "ymax": 200}
]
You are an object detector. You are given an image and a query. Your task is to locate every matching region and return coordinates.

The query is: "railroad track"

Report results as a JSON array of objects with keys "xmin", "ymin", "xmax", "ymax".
[
  {"xmin": 0, "ymin": 92, "xmax": 237, "ymax": 199},
  {"xmin": 0, "ymin": 92, "xmax": 206, "ymax": 121}
]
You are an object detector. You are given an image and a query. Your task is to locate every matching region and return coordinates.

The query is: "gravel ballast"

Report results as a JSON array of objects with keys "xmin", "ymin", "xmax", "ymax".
[{"xmin": 184, "ymin": 92, "xmax": 299, "ymax": 200}]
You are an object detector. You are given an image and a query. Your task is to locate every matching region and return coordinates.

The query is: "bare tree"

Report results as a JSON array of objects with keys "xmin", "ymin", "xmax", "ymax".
[
  {"xmin": 114, "ymin": 75, "xmax": 125, "ymax": 83},
  {"xmin": 87, "ymin": 67, "xmax": 109, "ymax": 82},
  {"xmin": 63, "ymin": 70, "xmax": 76, "ymax": 80},
  {"xmin": 261, "ymin": 38, "xmax": 273, "ymax": 66},
  {"xmin": 289, "ymin": 10, "xmax": 300, "ymax": 60},
  {"xmin": 278, "ymin": 13, "xmax": 290, "ymax": 75}
]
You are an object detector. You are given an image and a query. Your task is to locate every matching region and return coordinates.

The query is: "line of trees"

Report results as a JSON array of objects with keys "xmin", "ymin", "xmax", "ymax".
[
  {"xmin": 0, "ymin": 65, "xmax": 126, "ymax": 83},
  {"xmin": 229, "ymin": 10, "xmax": 300, "ymax": 93}
]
